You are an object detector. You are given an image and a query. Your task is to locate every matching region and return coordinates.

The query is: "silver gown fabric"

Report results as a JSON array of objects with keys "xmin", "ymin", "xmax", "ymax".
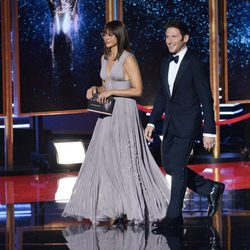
[{"xmin": 62, "ymin": 51, "xmax": 171, "ymax": 224}]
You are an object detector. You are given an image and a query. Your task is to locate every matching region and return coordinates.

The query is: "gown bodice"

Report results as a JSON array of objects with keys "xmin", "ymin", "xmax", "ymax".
[{"xmin": 100, "ymin": 50, "xmax": 133, "ymax": 90}]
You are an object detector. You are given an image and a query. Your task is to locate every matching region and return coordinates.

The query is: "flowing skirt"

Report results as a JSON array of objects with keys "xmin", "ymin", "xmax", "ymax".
[{"xmin": 62, "ymin": 97, "xmax": 171, "ymax": 224}]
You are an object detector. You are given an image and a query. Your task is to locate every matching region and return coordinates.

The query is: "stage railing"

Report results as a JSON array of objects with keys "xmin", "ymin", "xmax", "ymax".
[{"xmin": 136, "ymin": 104, "xmax": 250, "ymax": 126}]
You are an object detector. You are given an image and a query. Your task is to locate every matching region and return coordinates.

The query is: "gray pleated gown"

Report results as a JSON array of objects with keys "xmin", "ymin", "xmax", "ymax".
[{"xmin": 62, "ymin": 51, "xmax": 171, "ymax": 224}]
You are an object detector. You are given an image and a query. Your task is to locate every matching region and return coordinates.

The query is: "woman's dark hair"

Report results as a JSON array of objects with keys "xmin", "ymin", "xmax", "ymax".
[
  {"xmin": 103, "ymin": 20, "xmax": 130, "ymax": 60},
  {"xmin": 164, "ymin": 20, "xmax": 190, "ymax": 38}
]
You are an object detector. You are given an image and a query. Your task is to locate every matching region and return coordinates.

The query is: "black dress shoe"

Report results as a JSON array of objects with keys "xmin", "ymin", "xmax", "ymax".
[
  {"xmin": 152, "ymin": 216, "xmax": 183, "ymax": 228},
  {"xmin": 152, "ymin": 226, "xmax": 184, "ymax": 249},
  {"xmin": 207, "ymin": 182, "xmax": 225, "ymax": 217},
  {"xmin": 152, "ymin": 226, "xmax": 184, "ymax": 237}
]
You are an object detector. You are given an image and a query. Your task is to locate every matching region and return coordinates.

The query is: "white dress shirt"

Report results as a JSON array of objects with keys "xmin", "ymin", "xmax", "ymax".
[{"xmin": 168, "ymin": 46, "xmax": 187, "ymax": 96}]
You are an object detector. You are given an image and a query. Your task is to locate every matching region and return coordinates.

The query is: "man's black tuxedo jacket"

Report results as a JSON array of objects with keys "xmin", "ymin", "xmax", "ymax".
[{"xmin": 149, "ymin": 50, "xmax": 216, "ymax": 139}]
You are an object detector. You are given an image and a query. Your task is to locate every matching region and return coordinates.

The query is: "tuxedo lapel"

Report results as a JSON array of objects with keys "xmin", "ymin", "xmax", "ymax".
[
  {"xmin": 163, "ymin": 59, "xmax": 171, "ymax": 98},
  {"xmin": 171, "ymin": 52, "xmax": 191, "ymax": 97}
]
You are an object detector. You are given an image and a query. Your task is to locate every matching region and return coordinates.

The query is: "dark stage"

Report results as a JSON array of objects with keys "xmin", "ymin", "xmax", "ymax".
[{"xmin": 0, "ymin": 161, "xmax": 249, "ymax": 249}]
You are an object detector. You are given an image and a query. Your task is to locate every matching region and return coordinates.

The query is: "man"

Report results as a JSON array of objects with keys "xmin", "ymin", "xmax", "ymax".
[{"xmin": 144, "ymin": 20, "xmax": 225, "ymax": 228}]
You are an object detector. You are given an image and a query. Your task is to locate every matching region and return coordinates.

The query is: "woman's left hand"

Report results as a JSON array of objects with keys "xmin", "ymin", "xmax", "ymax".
[{"xmin": 98, "ymin": 90, "xmax": 113, "ymax": 103}]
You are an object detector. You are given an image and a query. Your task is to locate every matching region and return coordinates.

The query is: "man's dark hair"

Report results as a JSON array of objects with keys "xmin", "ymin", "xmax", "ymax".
[{"xmin": 164, "ymin": 20, "xmax": 190, "ymax": 38}]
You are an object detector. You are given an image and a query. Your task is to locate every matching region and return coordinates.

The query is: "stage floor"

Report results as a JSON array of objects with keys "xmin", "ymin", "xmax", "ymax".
[{"xmin": 0, "ymin": 161, "xmax": 250, "ymax": 249}]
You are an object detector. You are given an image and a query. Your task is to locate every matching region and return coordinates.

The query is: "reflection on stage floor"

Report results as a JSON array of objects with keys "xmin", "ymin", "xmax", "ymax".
[{"xmin": 0, "ymin": 161, "xmax": 249, "ymax": 249}]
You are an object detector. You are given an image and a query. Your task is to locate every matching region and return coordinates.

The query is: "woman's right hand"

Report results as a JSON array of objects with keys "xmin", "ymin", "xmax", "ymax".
[{"xmin": 86, "ymin": 86, "xmax": 97, "ymax": 100}]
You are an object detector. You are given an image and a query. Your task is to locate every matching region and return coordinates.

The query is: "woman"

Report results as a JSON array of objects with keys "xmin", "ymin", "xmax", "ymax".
[{"xmin": 62, "ymin": 20, "xmax": 171, "ymax": 225}]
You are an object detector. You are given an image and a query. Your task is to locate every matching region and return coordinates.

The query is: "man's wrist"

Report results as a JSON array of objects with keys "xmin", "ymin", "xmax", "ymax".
[
  {"xmin": 203, "ymin": 133, "xmax": 216, "ymax": 138},
  {"xmin": 147, "ymin": 123, "xmax": 155, "ymax": 129}
]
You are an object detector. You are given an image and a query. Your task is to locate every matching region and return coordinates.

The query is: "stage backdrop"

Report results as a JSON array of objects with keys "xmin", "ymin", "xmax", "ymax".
[
  {"xmin": 123, "ymin": 0, "xmax": 210, "ymax": 106},
  {"xmin": 13, "ymin": 0, "xmax": 105, "ymax": 115},
  {"xmin": 226, "ymin": 0, "xmax": 250, "ymax": 103},
  {"xmin": 0, "ymin": 1, "xmax": 3, "ymax": 116}
]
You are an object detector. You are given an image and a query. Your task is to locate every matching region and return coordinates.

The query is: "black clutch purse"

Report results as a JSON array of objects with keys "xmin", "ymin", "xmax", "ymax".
[{"xmin": 87, "ymin": 93, "xmax": 115, "ymax": 115}]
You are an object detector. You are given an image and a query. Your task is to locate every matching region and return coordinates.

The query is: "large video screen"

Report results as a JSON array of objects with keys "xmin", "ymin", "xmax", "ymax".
[
  {"xmin": 123, "ymin": 0, "xmax": 210, "ymax": 105},
  {"xmin": 227, "ymin": 0, "xmax": 250, "ymax": 102},
  {"xmin": 14, "ymin": 0, "xmax": 105, "ymax": 115}
]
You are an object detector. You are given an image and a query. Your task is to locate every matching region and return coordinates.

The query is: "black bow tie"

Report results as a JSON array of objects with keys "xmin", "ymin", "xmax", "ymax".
[{"xmin": 169, "ymin": 55, "xmax": 179, "ymax": 64}]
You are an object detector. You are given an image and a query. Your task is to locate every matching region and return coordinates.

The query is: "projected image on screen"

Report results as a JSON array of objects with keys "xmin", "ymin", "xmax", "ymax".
[
  {"xmin": 16, "ymin": 0, "xmax": 105, "ymax": 114},
  {"xmin": 227, "ymin": 1, "xmax": 250, "ymax": 102},
  {"xmin": 123, "ymin": 0, "xmax": 209, "ymax": 105}
]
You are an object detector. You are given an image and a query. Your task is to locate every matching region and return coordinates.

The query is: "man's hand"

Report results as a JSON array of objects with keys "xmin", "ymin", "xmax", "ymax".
[
  {"xmin": 144, "ymin": 125, "xmax": 154, "ymax": 141},
  {"xmin": 203, "ymin": 136, "xmax": 216, "ymax": 151}
]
